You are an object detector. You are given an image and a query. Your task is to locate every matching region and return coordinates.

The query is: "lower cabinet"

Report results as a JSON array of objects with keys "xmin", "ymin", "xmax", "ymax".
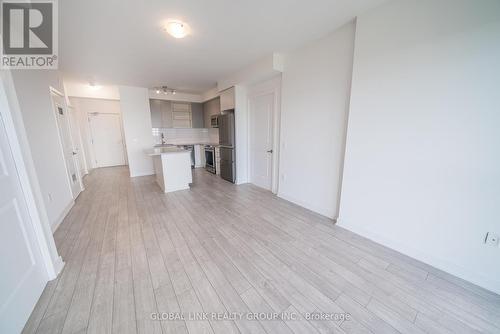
[{"xmin": 194, "ymin": 144, "xmax": 205, "ymax": 168}]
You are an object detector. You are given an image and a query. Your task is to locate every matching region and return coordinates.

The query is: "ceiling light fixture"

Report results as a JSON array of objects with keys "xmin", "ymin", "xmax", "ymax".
[
  {"xmin": 164, "ymin": 20, "xmax": 190, "ymax": 39},
  {"xmin": 153, "ymin": 86, "xmax": 178, "ymax": 95},
  {"xmin": 88, "ymin": 81, "xmax": 101, "ymax": 90}
]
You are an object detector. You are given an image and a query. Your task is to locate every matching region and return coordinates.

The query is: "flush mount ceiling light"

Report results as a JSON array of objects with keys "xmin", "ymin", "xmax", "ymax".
[
  {"xmin": 88, "ymin": 80, "xmax": 101, "ymax": 90},
  {"xmin": 164, "ymin": 20, "xmax": 190, "ymax": 39}
]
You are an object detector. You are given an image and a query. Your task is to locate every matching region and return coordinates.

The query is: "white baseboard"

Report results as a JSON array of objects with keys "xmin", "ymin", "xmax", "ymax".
[
  {"xmin": 51, "ymin": 256, "xmax": 65, "ymax": 279},
  {"xmin": 51, "ymin": 200, "xmax": 74, "ymax": 233},
  {"xmin": 277, "ymin": 191, "xmax": 334, "ymax": 219},
  {"xmin": 165, "ymin": 185, "xmax": 190, "ymax": 193},
  {"xmin": 130, "ymin": 170, "xmax": 155, "ymax": 178},
  {"xmin": 337, "ymin": 219, "xmax": 500, "ymax": 295}
]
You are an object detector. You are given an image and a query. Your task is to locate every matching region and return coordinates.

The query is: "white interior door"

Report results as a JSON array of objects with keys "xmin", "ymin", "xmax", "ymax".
[
  {"xmin": 249, "ymin": 92, "xmax": 274, "ymax": 190},
  {"xmin": 68, "ymin": 106, "xmax": 88, "ymax": 176},
  {"xmin": 51, "ymin": 93, "xmax": 82, "ymax": 199},
  {"xmin": 88, "ymin": 113, "xmax": 125, "ymax": 168},
  {"xmin": 0, "ymin": 113, "xmax": 48, "ymax": 333}
]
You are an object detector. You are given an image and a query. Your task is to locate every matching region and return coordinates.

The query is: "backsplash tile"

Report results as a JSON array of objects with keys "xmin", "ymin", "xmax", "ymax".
[{"xmin": 152, "ymin": 128, "xmax": 219, "ymax": 145}]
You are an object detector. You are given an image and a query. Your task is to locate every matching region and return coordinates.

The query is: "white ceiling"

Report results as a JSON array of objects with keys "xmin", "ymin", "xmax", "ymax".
[{"xmin": 60, "ymin": 0, "xmax": 388, "ymax": 93}]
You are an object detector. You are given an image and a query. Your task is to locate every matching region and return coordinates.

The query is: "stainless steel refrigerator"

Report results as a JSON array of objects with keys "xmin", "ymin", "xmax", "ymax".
[{"xmin": 218, "ymin": 110, "xmax": 235, "ymax": 183}]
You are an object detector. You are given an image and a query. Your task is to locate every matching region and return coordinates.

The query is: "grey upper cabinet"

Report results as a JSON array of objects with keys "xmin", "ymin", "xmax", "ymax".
[
  {"xmin": 203, "ymin": 97, "xmax": 220, "ymax": 128},
  {"xmin": 151, "ymin": 99, "xmax": 220, "ymax": 129},
  {"xmin": 161, "ymin": 100, "xmax": 173, "ymax": 128},
  {"xmin": 150, "ymin": 99, "xmax": 163, "ymax": 128},
  {"xmin": 220, "ymin": 87, "xmax": 235, "ymax": 111},
  {"xmin": 171, "ymin": 102, "xmax": 192, "ymax": 128},
  {"xmin": 150, "ymin": 99, "xmax": 173, "ymax": 128},
  {"xmin": 191, "ymin": 103, "xmax": 204, "ymax": 128},
  {"xmin": 150, "ymin": 99, "xmax": 195, "ymax": 128}
]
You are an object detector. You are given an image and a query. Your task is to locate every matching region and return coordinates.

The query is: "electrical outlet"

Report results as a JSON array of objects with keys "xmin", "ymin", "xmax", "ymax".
[{"xmin": 484, "ymin": 232, "xmax": 500, "ymax": 247}]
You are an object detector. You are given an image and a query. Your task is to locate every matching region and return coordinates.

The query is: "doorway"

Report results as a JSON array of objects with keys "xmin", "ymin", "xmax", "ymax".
[
  {"xmin": 88, "ymin": 112, "xmax": 126, "ymax": 168},
  {"xmin": 248, "ymin": 76, "xmax": 281, "ymax": 193},
  {"xmin": 51, "ymin": 91, "xmax": 83, "ymax": 199}
]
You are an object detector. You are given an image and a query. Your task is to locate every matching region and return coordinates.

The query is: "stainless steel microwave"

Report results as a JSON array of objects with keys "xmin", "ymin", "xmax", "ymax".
[{"xmin": 210, "ymin": 115, "xmax": 219, "ymax": 128}]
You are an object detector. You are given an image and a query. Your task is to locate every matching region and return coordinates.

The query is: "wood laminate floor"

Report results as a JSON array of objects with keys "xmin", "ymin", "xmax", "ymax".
[{"xmin": 23, "ymin": 167, "xmax": 500, "ymax": 334}]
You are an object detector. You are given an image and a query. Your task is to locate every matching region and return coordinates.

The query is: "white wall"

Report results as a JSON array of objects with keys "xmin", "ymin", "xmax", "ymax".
[
  {"xmin": 218, "ymin": 53, "xmax": 283, "ymax": 92},
  {"xmin": 10, "ymin": 71, "xmax": 74, "ymax": 229},
  {"xmin": 278, "ymin": 21, "xmax": 356, "ymax": 218},
  {"xmin": 65, "ymin": 81, "xmax": 120, "ymax": 100},
  {"xmin": 339, "ymin": 0, "xmax": 500, "ymax": 294},
  {"xmin": 119, "ymin": 86, "xmax": 154, "ymax": 177}
]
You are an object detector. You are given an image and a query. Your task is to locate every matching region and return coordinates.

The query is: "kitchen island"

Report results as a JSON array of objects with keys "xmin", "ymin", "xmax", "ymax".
[{"xmin": 145, "ymin": 147, "xmax": 192, "ymax": 193}]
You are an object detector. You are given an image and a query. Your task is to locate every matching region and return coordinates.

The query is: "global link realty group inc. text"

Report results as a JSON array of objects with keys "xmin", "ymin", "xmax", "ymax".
[{"xmin": 151, "ymin": 311, "xmax": 352, "ymax": 322}]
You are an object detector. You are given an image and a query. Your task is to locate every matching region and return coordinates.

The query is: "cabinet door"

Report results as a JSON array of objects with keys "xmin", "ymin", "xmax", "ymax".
[
  {"xmin": 172, "ymin": 102, "xmax": 192, "ymax": 128},
  {"xmin": 191, "ymin": 103, "xmax": 204, "ymax": 128},
  {"xmin": 161, "ymin": 100, "xmax": 173, "ymax": 128},
  {"xmin": 172, "ymin": 102, "xmax": 190, "ymax": 112},
  {"xmin": 194, "ymin": 144, "xmax": 205, "ymax": 167},
  {"xmin": 150, "ymin": 99, "xmax": 163, "ymax": 127},
  {"xmin": 220, "ymin": 87, "xmax": 235, "ymax": 111}
]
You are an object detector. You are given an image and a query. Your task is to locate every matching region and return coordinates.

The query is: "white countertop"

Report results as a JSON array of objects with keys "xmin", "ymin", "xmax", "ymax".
[
  {"xmin": 145, "ymin": 147, "xmax": 191, "ymax": 156},
  {"xmin": 154, "ymin": 142, "xmax": 219, "ymax": 147}
]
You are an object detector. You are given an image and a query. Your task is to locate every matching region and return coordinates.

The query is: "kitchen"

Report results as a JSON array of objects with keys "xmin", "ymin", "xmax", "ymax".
[{"xmin": 146, "ymin": 86, "xmax": 236, "ymax": 193}]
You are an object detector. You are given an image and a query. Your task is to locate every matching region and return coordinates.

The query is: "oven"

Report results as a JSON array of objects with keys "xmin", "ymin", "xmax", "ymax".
[{"xmin": 204, "ymin": 145, "xmax": 216, "ymax": 174}]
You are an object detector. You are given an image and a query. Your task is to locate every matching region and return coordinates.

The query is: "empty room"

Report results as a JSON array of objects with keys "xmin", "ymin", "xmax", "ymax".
[{"xmin": 1, "ymin": 0, "xmax": 499, "ymax": 333}]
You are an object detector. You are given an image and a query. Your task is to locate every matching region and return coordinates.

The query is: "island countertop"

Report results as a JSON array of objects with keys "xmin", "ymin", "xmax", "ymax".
[
  {"xmin": 147, "ymin": 147, "xmax": 193, "ymax": 193},
  {"xmin": 145, "ymin": 147, "xmax": 190, "ymax": 156},
  {"xmin": 154, "ymin": 142, "xmax": 219, "ymax": 147}
]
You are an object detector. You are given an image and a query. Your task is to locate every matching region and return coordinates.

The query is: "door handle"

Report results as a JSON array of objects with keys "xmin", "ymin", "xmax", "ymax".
[
  {"xmin": 266, "ymin": 149, "xmax": 273, "ymax": 153},
  {"xmin": 72, "ymin": 151, "xmax": 77, "ymax": 155}
]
